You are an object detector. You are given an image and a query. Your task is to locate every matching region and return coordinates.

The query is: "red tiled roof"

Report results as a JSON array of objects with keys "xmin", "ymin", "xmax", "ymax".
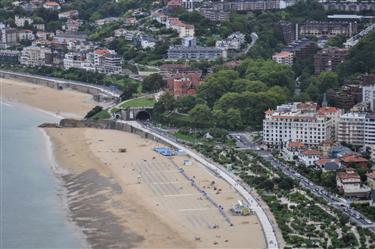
[
  {"xmin": 340, "ymin": 155, "xmax": 368, "ymax": 163},
  {"xmin": 337, "ymin": 169, "xmax": 361, "ymax": 180},
  {"xmin": 315, "ymin": 158, "xmax": 340, "ymax": 166},
  {"xmin": 94, "ymin": 49, "xmax": 110, "ymax": 55},
  {"xmin": 287, "ymin": 141, "xmax": 305, "ymax": 148},
  {"xmin": 318, "ymin": 107, "xmax": 340, "ymax": 114},
  {"xmin": 44, "ymin": 1, "xmax": 59, "ymax": 6}
]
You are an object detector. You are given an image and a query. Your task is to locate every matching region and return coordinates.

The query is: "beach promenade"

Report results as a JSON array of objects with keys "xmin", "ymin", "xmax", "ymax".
[{"xmin": 122, "ymin": 120, "xmax": 280, "ymax": 249}]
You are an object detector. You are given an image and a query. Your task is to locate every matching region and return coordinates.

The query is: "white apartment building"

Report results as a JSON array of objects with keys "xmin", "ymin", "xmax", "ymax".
[
  {"xmin": 364, "ymin": 113, "xmax": 375, "ymax": 146},
  {"xmin": 362, "ymin": 85, "xmax": 375, "ymax": 111},
  {"xmin": 272, "ymin": 51, "xmax": 294, "ymax": 66},
  {"xmin": 63, "ymin": 52, "xmax": 95, "ymax": 71},
  {"xmin": 337, "ymin": 112, "xmax": 375, "ymax": 146},
  {"xmin": 263, "ymin": 102, "xmax": 334, "ymax": 148},
  {"xmin": 318, "ymin": 107, "xmax": 342, "ymax": 140},
  {"xmin": 20, "ymin": 46, "xmax": 51, "ymax": 67},
  {"xmin": 337, "ymin": 112, "xmax": 366, "ymax": 146}
]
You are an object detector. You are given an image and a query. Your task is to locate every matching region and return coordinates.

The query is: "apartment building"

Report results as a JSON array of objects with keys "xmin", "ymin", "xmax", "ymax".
[
  {"xmin": 279, "ymin": 21, "xmax": 297, "ymax": 44},
  {"xmin": 0, "ymin": 28, "xmax": 18, "ymax": 48},
  {"xmin": 314, "ymin": 47, "xmax": 349, "ymax": 75},
  {"xmin": 20, "ymin": 46, "xmax": 52, "ymax": 67},
  {"xmin": 0, "ymin": 50, "xmax": 20, "ymax": 65},
  {"xmin": 337, "ymin": 112, "xmax": 366, "ymax": 146},
  {"xmin": 94, "ymin": 49, "xmax": 122, "ymax": 74},
  {"xmin": 168, "ymin": 37, "xmax": 223, "ymax": 61},
  {"xmin": 362, "ymin": 85, "xmax": 375, "ymax": 111},
  {"xmin": 322, "ymin": 1, "xmax": 375, "ymax": 12},
  {"xmin": 215, "ymin": 0, "xmax": 282, "ymax": 12},
  {"xmin": 299, "ymin": 21, "xmax": 357, "ymax": 38},
  {"xmin": 200, "ymin": 8, "xmax": 229, "ymax": 22},
  {"xmin": 272, "ymin": 51, "xmax": 294, "ymax": 66},
  {"xmin": 263, "ymin": 102, "xmax": 335, "ymax": 149},
  {"xmin": 282, "ymin": 38, "xmax": 317, "ymax": 61},
  {"xmin": 63, "ymin": 51, "xmax": 95, "ymax": 71},
  {"xmin": 63, "ymin": 49, "xmax": 122, "ymax": 74}
]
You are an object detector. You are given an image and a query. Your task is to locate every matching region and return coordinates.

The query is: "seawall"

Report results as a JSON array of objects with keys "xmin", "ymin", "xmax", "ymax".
[{"xmin": 42, "ymin": 119, "xmax": 172, "ymax": 147}]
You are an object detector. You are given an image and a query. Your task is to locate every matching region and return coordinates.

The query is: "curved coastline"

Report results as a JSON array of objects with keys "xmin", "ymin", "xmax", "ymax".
[{"xmin": 1, "ymin": 77, "xmax": 269, "ymax": 249}]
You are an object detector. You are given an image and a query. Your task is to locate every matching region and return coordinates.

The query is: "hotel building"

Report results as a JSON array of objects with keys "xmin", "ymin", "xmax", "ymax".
[{"xmin": 263, "ymin": 102, "xmax": 338, "ymax": 148}]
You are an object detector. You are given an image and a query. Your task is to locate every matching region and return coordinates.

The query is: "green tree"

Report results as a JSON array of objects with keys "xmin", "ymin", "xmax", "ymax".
[
  {"xmin": 337, "ymin": 31, "xmax": 375, "ymax": 78},
  {"xmin": 188, "ymin": 104, "xmax": 213, "ymax": 128},
  {"xmin": 142, "ymin": 73, "xmax": 166, "ymax": 92}
]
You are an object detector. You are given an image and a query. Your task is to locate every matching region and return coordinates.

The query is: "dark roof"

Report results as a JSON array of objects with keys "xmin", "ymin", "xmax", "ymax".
[{"xmin": 324, "ymin": 162, "xmax": 340, "ymax": 171}]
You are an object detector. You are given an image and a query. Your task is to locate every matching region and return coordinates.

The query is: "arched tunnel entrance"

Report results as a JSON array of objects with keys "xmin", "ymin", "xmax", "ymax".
[{"xmin": 136, "ymin": 111, "xmax": 151, "ymax": 121}]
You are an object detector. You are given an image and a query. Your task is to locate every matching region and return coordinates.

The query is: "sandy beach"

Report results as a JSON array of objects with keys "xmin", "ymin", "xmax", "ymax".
[
  {"xmin": 45, "ymin": 128, "xmax": 266, "ymax": 248},
  {"xmin": 0, "ymin": 78, "xmax": 95, "ymax": 118},
  {"xmin": 2, "ymin": 78, "xmax": 266, "ymax": 248}
]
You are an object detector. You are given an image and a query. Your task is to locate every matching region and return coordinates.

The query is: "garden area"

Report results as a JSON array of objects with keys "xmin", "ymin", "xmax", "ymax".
[{"xmin": 191, "ymin": 144, "xmax": 375, "ymax": 248}]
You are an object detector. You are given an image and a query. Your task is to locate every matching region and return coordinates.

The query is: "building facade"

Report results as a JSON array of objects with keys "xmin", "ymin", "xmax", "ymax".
[
  {"xmin": 263, "ymin": 102, "xmax": 335, "ymax": 148},
  {"xmin": 0, "ymin": 50, "xmax": 20, "ymax": 65},
  {"xmin": 272, "ymin": 51, "xmax": 294, "ymax": 66},
  {"xmin": 299, "ymin": 21, "xmax": 357, "ymax": 38},
  {"xmin": 314, "ymin": 47, "xmax": 349, "ymax": 75}
]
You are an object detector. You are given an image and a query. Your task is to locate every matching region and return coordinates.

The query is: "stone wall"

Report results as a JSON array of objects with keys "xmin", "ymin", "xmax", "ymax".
[{"xmin": 57, "ymin": 119, "xmax": 170, "ymax": 146}]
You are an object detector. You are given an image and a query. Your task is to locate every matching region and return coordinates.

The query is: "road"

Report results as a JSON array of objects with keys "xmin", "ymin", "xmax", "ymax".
[
  {"xmin": 256, "ymin": 150, "xmax": 375, "ymax": 232},
  {"xmin": 121, "ymin": 120, "xmax": 280, "ymax": 249}
]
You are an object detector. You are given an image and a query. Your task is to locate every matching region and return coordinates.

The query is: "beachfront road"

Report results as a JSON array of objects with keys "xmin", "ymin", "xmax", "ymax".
[{"xmin": 120, "ymin": 120, "xmax": 280, "ymax": 249}]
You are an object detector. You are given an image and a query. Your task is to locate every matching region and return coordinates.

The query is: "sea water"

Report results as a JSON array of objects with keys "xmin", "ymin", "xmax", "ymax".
[{"xmin": 1, "ymin": 102, "xmax": 85, "ymax": 248}]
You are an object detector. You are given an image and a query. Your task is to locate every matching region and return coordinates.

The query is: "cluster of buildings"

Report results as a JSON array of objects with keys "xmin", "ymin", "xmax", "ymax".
[
  {"xmin": 0, "ymin": 6, "xmax": 126, "ymax": 75},
  {"xmin": 263, "ymin": 101, "xmax": 375, "ymax": 199},
  {"xmin": 262, "ymin": 78, "xmax": 375, "ymax": 199},
  {"xmin": 273, "ymin": 20, "xmax": 358, "ymax": 73},
  {"xmin": 327, "ymin": 74, "xmax": 375, "ymax": 111},
  {"xmin": 272, "ymin": 38, "xmax": 317, "ymax": 66},
  {"xmin": 152, "ymin": 11, "xmax": 195, "ymax": 38}
]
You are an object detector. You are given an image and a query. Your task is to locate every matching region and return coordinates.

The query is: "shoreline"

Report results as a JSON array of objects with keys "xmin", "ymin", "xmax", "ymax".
[
  {"xmin": 40, "ymin": 128, "xmax": 91, "ymax": 249},
  {"xmin": 1, "ymin": 100, "xmax": 91, "ymax": 248},
  {"xmin": 2, "ymin": 78, "xmax": 267, "ymax": 248}
]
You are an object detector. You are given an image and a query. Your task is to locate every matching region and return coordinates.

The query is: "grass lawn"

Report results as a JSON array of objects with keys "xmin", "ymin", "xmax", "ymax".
[
  {"xmin": 92, "ymin": 110, "xmax": 111, "ymax": 119},
  {"xmin": 173, "ymin": 130, "xmax": 200, "ymax": 143},
  {"xmin": 120, "ymin": 97, "xmax": 156, "ymax": 108}
]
